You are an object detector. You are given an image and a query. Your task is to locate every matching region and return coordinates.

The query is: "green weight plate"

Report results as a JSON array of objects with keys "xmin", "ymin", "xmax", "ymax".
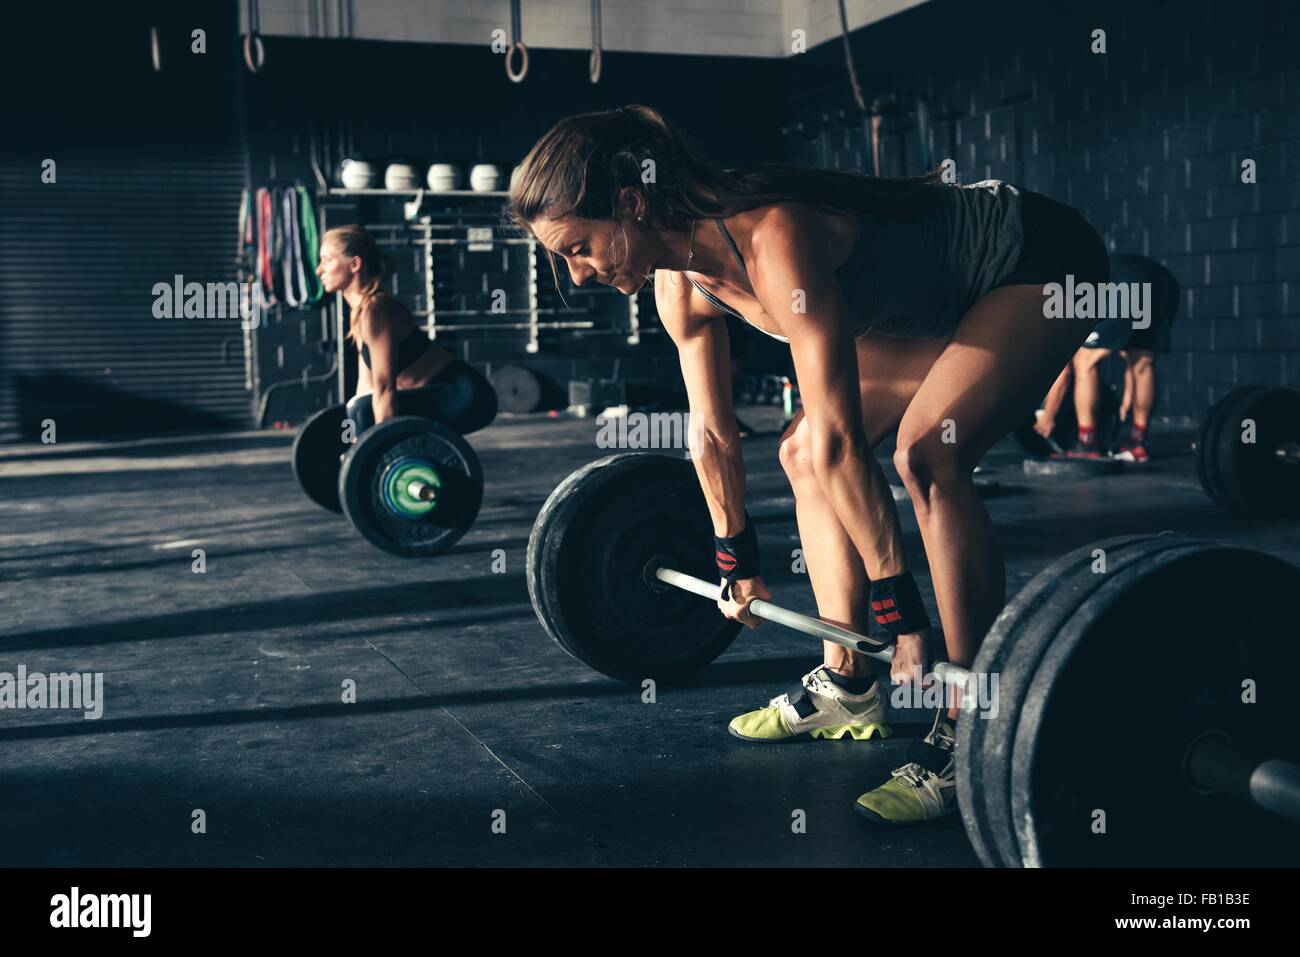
[{"xmin": 339, "ymin": 417, "xmax": 482, "ymax": 557}]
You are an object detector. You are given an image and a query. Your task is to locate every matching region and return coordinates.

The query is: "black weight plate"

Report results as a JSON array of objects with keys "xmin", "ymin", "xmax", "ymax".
[
  {"xmin": 527, "ymin": 453, "xmax": 742, "ymax": 684},
  {"xmin": 528, "ymin": 454, "xmax": 642, "ymax": 660},
  {"xmin": 293, "ymin": 403, "xmax": 350, "ymax": 512},
  {"xmin": 1199, "ymin": 387, "xmax": 1300, "ymax": 516},
  {"xmin": 1196, "ymin": 386, "xmax": 1266, "ymax": 511},
  {"xmin": 983, "ymin": 536, "xmax": 1215, "ymax": 867},
  {"xmin": 1016, "ymin": 384, "xmax": 1120, "ymax": 457},
  {"xmin": 491, "ymin": 364, "xmax": 543, "ymax": 414},
  {"xmin": 1012, "ymin": 417, "xmax": 1056, "ymax": 457},
  {"xmin": 526, "ymin": 456, "xmax": 614, "ymax": 658},
  {"xmin": 956, "ymin": 535, "xmax": 1188, "ymax": 867},
  {"xmin": 339, "ymin": 417, "xmax": 482, "ymax": 557},
  {"xmin": 1012, "ymin": 541, "xmax": 1300, "ymax": 866},
  {"xmin": 1022, "ymin": 455, "xmax": 1124, "ymax": 478}
]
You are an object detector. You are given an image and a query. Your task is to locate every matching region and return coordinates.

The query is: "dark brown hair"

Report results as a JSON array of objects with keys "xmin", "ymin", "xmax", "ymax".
[{"xmin": 506, "ymin": 104, "xmax": 944, "ymax": 279}]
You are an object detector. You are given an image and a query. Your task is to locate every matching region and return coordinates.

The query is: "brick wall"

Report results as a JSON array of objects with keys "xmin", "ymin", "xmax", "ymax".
[{"xmin": 783, "ymin": 0, "xmax": 1300, "ymax": 424}]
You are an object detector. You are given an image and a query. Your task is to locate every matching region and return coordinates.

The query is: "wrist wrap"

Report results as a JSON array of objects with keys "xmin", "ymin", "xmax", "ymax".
[
  {"xmin": 869, "ymin": 571, "xmax": 931, "ymax": 636},
  {"xmin": 715, "ymin": 514, "xmax": 759, "ymax": 601}
]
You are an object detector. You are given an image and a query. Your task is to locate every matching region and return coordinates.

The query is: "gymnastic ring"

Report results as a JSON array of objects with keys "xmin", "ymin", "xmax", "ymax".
[
  {"xmin": 243, "ymin": 32, "xmax": 266, "ymax": 74},
  {"xmin": 589, "ymin": 45, "xmax": 602, "ymax": 84},
  {"xmin": 506, "ymin": 41, "xmax": 529, "ymax": 83}
]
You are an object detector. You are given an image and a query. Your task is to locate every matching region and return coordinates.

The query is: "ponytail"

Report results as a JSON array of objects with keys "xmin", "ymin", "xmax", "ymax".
[{"xmin": 507, "ymin": 103, "xmax": 944, "ymax": 235}]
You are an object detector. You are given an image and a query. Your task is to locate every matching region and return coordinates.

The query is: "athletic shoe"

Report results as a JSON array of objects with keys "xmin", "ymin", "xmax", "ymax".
[
  {"xmin": 1113, "ymin": 427, "xmax": 1150, "ymax": 463},
  {"xmin": 854, "ymin": 710, "xmax": 957, "ymax": 823},
  {"xmin": 728, "ymin": 666, "xmax": 891, "ymax": 742},
  {"xmin": 1112, "ymin": 443, "xmax": 1149, "ymax": 463}
]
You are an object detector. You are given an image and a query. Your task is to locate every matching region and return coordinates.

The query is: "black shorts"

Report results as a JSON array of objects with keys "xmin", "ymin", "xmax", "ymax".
[
  {"xmin": 1081, "ymin": 254, "xmax": 1180, "ymax": 353},
  {"xmin": 345, "ymin": 359, "xmax": 498, "ymax": 436},
  {"xmin": 996, "ymin": 190, "xmax": 1110, "ymax": 290}
]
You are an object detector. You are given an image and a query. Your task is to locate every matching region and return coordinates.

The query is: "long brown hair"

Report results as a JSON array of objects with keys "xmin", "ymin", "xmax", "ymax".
[
  {"xmin": 506, "ymin": 104, "xmax": 944, "ymax": 283},
  {"xmin": 322, "ymin": 224, "xmax": 396, "ymax": 346}
]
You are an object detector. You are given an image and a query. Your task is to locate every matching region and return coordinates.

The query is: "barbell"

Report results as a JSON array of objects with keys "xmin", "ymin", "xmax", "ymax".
[
  {"xmin": 1196, "ymin": 385, "xmax": 1300, "ymax": 516},
  {"xmin": 293, "ymin": 409, "xmax": 483, "ymax": 557},
  {"xmin": 1015, "ymin": 382, "xmax": 1123, "ymax": 477},
  {"xmin": 527, "ymin": 452, "xmax": 1300, "ymax": 866}
]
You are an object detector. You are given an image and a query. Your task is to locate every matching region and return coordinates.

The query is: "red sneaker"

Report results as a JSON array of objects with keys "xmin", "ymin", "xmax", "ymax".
[
  {"xmin": 1066, "ymin": 430, "xmax": 1105, "ymax": 459},
  {"xmin": 1113, "ymin": 427, "xmax": 1150, "ymax": 463},
  {"xmin": 1113, "ymin": 442, "xmax": 1149, "ymax": 463}
]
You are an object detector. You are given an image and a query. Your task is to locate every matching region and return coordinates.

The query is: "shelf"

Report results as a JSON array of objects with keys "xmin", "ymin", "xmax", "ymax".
[{"xmin": 326, "ymin": 188, "xmax": 508, "ymax": 198}]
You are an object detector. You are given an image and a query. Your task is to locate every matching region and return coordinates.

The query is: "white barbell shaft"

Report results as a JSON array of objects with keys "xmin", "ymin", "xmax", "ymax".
[
  {"xmin": 656, "ymin": 565, "xmax": 1300, "ymax": 821},
  {"xmin": 653, "ymin": 565, "xmax": 971, "ymax": 691},
  {"xmin": 408, "ymin": 481, "xmax": 436, "ymax": 501}
]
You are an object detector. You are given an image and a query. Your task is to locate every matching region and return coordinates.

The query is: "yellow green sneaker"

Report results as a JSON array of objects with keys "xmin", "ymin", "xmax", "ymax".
[
  {"xmin": 855, "ymin": 711, "xmax": 957, "ymax": 823},
  {"xmin": 728, "ymin": 666, "xmax": 892, "ymax": 743}
]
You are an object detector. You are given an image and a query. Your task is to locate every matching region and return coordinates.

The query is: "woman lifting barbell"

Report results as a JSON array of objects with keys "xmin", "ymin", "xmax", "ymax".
[
  {"xmin": 316, "ymin": 225, "xmax": 498, "ymax": 437},
  {"xmin": 507, "ymin": 105, "xmax": 1107, "ymax": 824}
]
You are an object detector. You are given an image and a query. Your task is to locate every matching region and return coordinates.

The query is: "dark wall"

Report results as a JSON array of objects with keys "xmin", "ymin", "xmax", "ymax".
[
  {"xmin": 784, "ymin": 0, "xmax": 1299, "ymax": 423},
  {"xmin": 4, "ymin": 1, "xmax": 1295, "ymax": 439},
  {"xmin": 241, "ymin": 36, "xmax": 786, "ymax": 406},
  {"xmin": 0, "ymin": 1, "xmax": 252, "ymax": 442}
]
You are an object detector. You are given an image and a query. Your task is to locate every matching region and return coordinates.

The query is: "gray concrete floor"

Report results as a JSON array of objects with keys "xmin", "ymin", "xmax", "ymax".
[{"xmin": 1, "ymin": 408, "xmax": 1295, "ymax": 866}]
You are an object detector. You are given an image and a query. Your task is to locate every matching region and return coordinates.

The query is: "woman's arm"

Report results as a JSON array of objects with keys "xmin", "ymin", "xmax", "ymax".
[
  {"xmin": 655, "ymin": 269, "xmax": 771, "ymax": 626},
  {"xmin": 361, "ymin": 301, "xmax": 400, "ymax": 424},
  {"xmin": 654, "ymin": 270, "xmax": 744, "ymax": 535},
  {"xmin": 748, "ymin": 205, "xmax": 908, "ymax": 579}
]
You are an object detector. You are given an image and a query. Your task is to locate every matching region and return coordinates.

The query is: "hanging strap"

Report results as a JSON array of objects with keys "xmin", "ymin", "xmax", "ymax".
[
  {"xmin": 256, "ymin": 188, "xmax": 277, "ymax": 306},
  {"xmin": 279, "ymin": 188, "xmax": 302, "ymax": 308},
  {"xmin": 297, "ymin": 187, "xmax": 324, "ymax": 304}
]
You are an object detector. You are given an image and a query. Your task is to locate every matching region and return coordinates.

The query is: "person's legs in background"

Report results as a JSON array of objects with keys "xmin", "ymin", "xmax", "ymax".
[
  {"xmin": 1114, "ymin": 349, "xmax": 1156, "ymax": 462},
  {"xmin": 1106, "ymin": 253, "xmax": 1180, "ymax": 463},
  {"xmin": 1068, "ymin": 345, "xmax": 1111, "ymax": 458}
]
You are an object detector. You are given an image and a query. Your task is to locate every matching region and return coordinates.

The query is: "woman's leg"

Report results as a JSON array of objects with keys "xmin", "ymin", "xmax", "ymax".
[
  {"xmin": 1125, "ymin": 349, "xmax": 1157, "ymax": 430},
  {"xmin": 1071, "ymin": 345, "xmax": 1110, "ymax": 431},
  {"xmin": 345, "ymin": 393, "xmax": 376, "ymax": 433},
  {"xmin": 893, "ymin": 284, "xmax": 1094, "ymax": 715},
  {"xmin": 778, "ymin": 330, "xmax": 947, "ymax": 678},
  {"xmin": 398, "ymin": 361, "xmax": 499, "ymax": 435}
]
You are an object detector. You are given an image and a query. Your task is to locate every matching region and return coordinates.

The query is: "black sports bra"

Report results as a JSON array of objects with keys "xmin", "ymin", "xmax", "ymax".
[{"xmin": 361, "ymin": 330, "xmax": 431, "ymax": 374}]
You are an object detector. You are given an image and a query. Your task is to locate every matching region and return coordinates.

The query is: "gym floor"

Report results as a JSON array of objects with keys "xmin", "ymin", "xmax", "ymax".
[{"xmin": 3, "ymin": 408, "xmax": 1293, "ymax": 867}]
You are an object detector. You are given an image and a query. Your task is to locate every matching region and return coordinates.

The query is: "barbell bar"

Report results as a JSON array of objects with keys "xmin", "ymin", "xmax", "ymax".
[
  {"xmin": 648, "ymin": 559, "xmax": 1300, "ymax": 827},
  {"xmin": 408, "ymin": 481, "xmax": 438, "ymax": 502},
  {"xmin": 649, "ymin": 563, "xmax": 969, "ymax": 691},
  {"xmin": 527, "ymin": 453, "xmax": 1300, "ymax": 865}
]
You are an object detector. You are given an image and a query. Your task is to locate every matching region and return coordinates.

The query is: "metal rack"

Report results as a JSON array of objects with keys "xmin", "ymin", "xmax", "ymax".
[{"xmin": 334, "ymin": 189, "xmax": 645, "ymax": 354}]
